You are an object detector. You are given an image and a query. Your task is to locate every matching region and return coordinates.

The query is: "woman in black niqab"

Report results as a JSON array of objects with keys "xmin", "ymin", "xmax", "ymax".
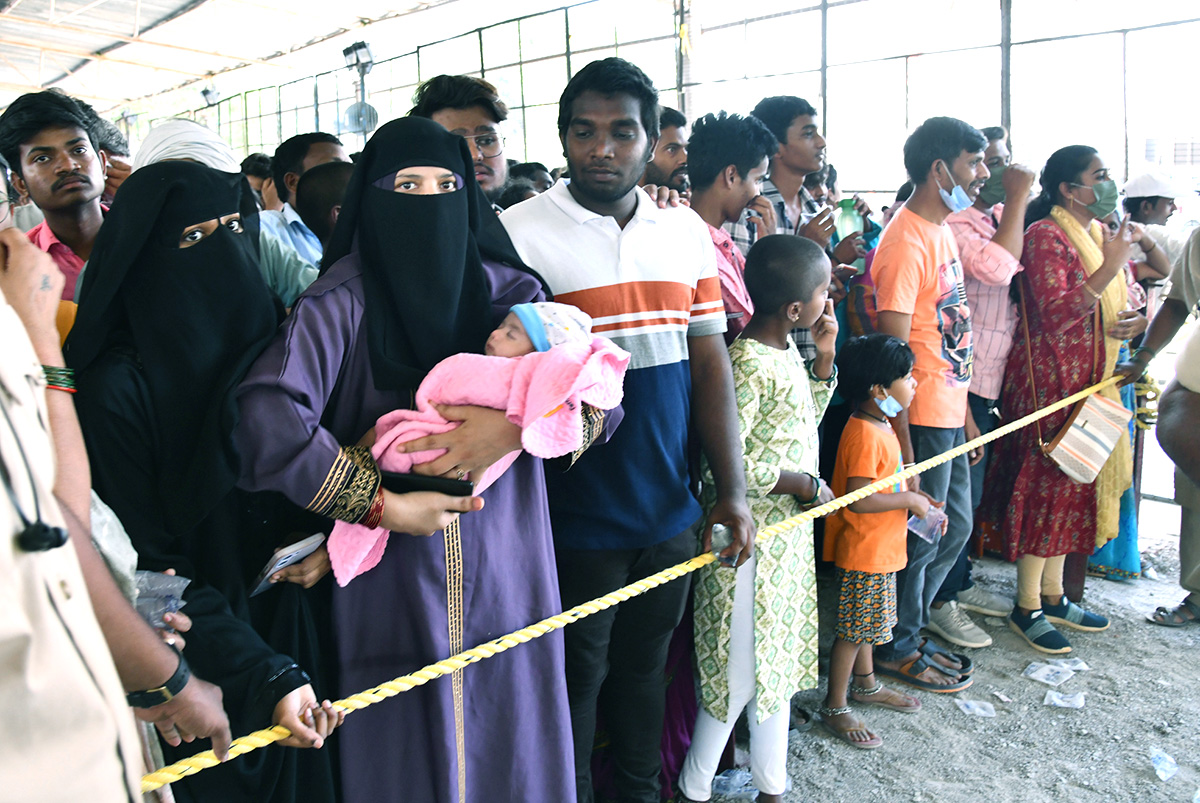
[
  {"xmin": 67, "ymin": 160, "xmax": 339, "ymax": 803},
  {"xmin": 321, "ymin": 115, "xmax": 545, "ymax": 392}
]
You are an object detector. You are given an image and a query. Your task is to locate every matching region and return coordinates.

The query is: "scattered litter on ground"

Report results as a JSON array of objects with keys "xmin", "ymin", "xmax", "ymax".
[
  {"xmin": 954, "ymin": 699, "xmax": 996, "ymax": 717},
  {"xmin": 1047, "ymin": 657, "xmax": 1090, "ymax": 671},
  {"xmin": 1022, "ymin": 662, "xmax": 1075, "ymax": 687},
  {"xmin": 1151, "ymin": 748, "xmax": 1178, "ymax": 781},
  {"xmin": 1043, "ymin": 690, "xmax": 1086, "ymax": 708},
  {"xmin": 991, "ymin": 690, "xmax": 1013, "ymax": 703}
]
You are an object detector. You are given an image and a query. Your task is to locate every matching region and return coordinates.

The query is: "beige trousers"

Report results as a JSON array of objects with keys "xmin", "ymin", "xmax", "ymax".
[{"xmin": 1016, "ymin": 554, "xmax": 1067, "ymax": 610}]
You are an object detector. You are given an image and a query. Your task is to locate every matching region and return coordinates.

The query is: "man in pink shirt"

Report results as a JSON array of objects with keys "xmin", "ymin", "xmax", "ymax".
[
  {"xmin": 930, "ymin": 126, "xmax": 1037, "ymax": 646},
  {"xmin": 686, "ymin": 111, "xmax": 780, "ymax": 344},
  {"xmin": 0, "ymin": 91, "xmax": 107, "ymax": 301}
]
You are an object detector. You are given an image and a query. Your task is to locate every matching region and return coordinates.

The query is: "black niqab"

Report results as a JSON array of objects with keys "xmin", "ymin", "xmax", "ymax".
[
  {"xmin": 66, "ymin": 160, "xmax": 280, "ymax": 534},
  {"xmin": 320, "ymin": 115, "xmax": 546, "ymax": 392}
]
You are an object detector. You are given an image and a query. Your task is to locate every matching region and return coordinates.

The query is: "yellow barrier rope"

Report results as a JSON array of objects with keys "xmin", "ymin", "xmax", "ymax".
[{"xmin": 141, "ymin": 375, "xmax": 1122, "ymax": 792}]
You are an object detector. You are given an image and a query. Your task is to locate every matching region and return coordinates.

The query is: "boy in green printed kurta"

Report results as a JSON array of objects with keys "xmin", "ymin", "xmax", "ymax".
[{"xmin": 679, "ymin": 236, "xmax": 836, "ymax": 803}]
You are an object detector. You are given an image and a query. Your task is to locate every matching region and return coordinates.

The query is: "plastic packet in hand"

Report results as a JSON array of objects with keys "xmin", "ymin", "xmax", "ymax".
[
  {"xmin": 1043, "ymin": 690, "xmax": 1086, "ymax": 709},
  {"xmin": 1150, "ymin": 748, "xmax": 1178, "ymax": 781},
  {"xmin": 1048, "ymin": 657, "xmax": 1090, "ymax": 671},
  {"xmin": 954, "ymin": 699, "xmax": 996, "ymax": 717},
  {"xmin": 1022, "ymin": 662, "xmax": 1075, "ymax": 687},
  {"xmin": 135, "ymin": 570, "xmax": 190, "ymax": 629},
  {"xmin": 908, "ymin": 505, "xmax": 947, "ymax": 544},
  {"xmin": 711, "ymin": 523, "xmax": 735, "ymax": 567}
]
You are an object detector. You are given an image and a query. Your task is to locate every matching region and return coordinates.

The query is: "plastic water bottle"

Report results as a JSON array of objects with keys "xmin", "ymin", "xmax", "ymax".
[
  {"xmin": 834, "ymin": 198, "xmax": 866, "ymax": 273},
  {"xmin": 1150, "ymin": 748, "xmax": 1178, "ymax": 781}
]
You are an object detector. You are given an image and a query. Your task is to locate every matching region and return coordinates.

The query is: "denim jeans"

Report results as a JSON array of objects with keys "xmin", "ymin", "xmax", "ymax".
[
  {"xmin": 934, "ymin": 393, "xmax": 1000, "ymax": 602},
  {"xmin": 876, "ymin": 425, "xmax": 974, "ymax": 662}
]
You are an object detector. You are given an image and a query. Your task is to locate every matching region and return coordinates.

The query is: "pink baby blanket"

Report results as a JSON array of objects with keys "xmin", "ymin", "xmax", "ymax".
[{"xmin": 328, "ymin": 335, "xmax": 629, "ymax": 585}]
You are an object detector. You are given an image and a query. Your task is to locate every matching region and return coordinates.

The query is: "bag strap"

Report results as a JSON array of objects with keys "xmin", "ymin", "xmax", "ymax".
[
  {"xmin": 1018, "ymin": 277, "xmax": 1104, "ymax": 452},
  {"xmin": 1016, "ymin": 280, "xmax": 1045, "ymax": 450}
]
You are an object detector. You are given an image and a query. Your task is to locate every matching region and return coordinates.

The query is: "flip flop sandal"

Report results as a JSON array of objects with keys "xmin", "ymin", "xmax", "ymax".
[
  {"xmin": 876, "ymin": 654, "xmax": 972, "ymax": 693},
  {"xmin": 849, "ymin": 680, "xmax": 922, "ymax": 713},
  {"xmin": 818, "ymin": 706, "xmax": 882, "ymax": 750},
  {"xmin": 1148, "ymin": 596, "xmax": 1200, "ymax": 628},
  {"xmin": 919, "ymin": 638, "xmax": 974, "ymax": 676}
]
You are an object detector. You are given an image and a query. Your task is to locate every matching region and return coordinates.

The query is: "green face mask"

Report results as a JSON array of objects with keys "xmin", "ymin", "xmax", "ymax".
[
  {"xmin": 1072, "ymin": 179, "xmax": 1119, "ymax": 219},
  {"xmin": 978, "ymin": 165, "xmax": 1006, "ymax": 207}
]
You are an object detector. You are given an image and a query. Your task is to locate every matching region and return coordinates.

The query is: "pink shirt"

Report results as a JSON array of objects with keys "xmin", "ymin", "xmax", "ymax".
[
  {"xmin": 947, "ymin": 203, "xmax": 1021, "ymax": 400},
  {"xmin": 709, "ymin": 223, "xmax": 752, "ymax": 344},
  {"xmin": 27, "ymin": 220, "xmax": 86, "ymax": 302}
]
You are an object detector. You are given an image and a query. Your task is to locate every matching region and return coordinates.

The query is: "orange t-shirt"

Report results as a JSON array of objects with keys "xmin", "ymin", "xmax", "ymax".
[
  {"xmin": 870, "ymin": 206, "xmax": 973, "ymax": 428},
  {"xmin": 823, "ymin": 416, "xmax": 908, "ymax": 573}
]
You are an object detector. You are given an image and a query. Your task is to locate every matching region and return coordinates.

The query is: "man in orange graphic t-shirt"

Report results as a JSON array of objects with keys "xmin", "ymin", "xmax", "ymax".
[{"xmin": 870, "ymin": 117, "xmax": 988, "ymax": 691}]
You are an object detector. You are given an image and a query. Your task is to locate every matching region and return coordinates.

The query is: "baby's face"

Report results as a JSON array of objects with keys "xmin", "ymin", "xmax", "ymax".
[{"xmin": 485, "ymin": 312, "xmax": 535, "ymax": 357}]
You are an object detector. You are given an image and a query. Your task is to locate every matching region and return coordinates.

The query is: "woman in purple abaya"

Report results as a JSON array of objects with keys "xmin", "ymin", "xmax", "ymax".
[{"xmin": 235, "ymin": 117, "xmax": 609, "ymax": 803}]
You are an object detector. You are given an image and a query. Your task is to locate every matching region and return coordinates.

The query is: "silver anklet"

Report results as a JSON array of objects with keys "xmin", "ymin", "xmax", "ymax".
[
  {"xmin": 819, "ymin": 705, "xmax": 853, "ymax": 717},
  {"xmin": 850, "ymin": 681, "xmax": 884, "ymax": 696}
]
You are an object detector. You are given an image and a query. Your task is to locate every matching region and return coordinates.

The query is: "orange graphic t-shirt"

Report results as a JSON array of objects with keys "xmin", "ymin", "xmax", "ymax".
[
  {"xmin": 823, "ymin": 416, "xmax": 908, "ymax": 574},
  {"xmin": 871, "ymin": 206, "xmax": 973, "ymax": 428}
]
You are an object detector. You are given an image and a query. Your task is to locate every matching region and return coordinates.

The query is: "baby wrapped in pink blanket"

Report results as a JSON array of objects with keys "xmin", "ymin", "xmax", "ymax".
[{"xmin": 329, "ymin": 302, "xmax": 630, "ymax": 585}]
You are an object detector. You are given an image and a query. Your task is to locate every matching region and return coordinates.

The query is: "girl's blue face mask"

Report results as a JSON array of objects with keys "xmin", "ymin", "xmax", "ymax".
[
  {"xmin": 875, "ymin": 392, "xmax": 904, "ymax": 417},
  {"xmin": 937, "ymin": 160, "xmax": 974, "ymax": 214}
]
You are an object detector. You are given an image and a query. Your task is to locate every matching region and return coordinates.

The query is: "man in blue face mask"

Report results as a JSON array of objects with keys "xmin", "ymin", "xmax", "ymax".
[{"xmin": 868, "ymin": 117, "xmax": 987, "ymax": 693}]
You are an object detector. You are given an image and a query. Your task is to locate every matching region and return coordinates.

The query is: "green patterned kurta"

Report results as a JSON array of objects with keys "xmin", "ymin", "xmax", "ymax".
[{"xmin": 696, "ymin": 337, "xmax": 833, "ymax": 723}]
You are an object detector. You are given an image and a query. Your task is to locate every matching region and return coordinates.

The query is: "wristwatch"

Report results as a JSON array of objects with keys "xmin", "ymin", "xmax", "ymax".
[{"xmin": 126, "ymin": 646, "xmax": 191, "ymax": 708}]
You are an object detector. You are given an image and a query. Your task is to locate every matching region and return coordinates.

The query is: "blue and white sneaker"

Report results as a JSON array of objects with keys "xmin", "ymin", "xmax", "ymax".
[
  {"xmin": 1008, "ymin": 608, "xmax": 1072, "ymax": 654},
  {"xmin": 1043, "ymin": 597, "xmax": 1110, "ymax": 632}
]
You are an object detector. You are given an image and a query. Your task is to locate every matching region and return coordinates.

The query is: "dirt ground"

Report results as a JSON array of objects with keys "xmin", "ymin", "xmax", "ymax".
[{"xmin": 708, "ymin": 521, "xmax": 1200, "ymax": 803}]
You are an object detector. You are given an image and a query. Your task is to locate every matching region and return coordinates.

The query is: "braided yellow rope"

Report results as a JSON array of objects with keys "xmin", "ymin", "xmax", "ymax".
[{"xmin": 141, "ymin": 375, "xmax": 1121, "ymax": 793}]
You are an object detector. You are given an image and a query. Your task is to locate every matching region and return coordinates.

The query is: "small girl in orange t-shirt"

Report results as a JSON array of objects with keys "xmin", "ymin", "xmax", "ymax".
[{"xmin": 820, "ymin": 334, "xmax": 934, "ymax": 749}]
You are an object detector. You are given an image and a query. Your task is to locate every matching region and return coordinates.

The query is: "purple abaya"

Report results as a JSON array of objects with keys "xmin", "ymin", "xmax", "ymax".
[{"xmin": 235, "ymin": 255, "xmax": 575, "ymax": 803}]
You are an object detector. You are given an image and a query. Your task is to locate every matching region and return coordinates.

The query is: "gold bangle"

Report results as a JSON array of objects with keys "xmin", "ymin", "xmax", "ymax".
[{"xmin": 1082, "ymin": 283, "xmax": 1102, "ymax": 300}]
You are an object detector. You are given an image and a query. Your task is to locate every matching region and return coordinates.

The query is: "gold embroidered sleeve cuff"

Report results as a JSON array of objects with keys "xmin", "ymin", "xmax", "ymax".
[
  {"xmin": 569, "ymin": 403, "xmax": 606, "ymax": 467},
  {"xmin": 307, "ymin": 445, "xmax": 382, "ymax": 522}
]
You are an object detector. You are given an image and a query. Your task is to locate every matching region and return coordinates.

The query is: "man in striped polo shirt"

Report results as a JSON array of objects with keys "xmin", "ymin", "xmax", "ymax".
[{"xmin": 502, "ymin": 58, "xmax": 754, "ymax": 803}]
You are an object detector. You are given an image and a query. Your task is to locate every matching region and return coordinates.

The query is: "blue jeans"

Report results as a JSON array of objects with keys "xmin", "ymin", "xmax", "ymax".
[
  {"xmin": 934, "ymin": 393, "xmax": 1000, "ymax": 602},
  {"xmin": 876, "ymin": 425, "xmax": 974, "ymax": 662}
]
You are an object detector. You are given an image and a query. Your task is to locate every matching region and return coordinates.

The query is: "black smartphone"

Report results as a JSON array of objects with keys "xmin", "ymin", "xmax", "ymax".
[{"xmin": 380, "ymin": 470, "xmax": 475, "ymax": 497}]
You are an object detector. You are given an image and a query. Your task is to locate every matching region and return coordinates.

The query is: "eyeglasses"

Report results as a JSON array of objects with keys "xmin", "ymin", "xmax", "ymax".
[{"xmin": 462, "ymin": 133, "xmax": 504, "ymax": 159}]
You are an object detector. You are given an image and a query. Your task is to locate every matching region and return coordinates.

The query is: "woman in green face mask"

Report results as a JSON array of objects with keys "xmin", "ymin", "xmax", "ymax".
[{"xmin": 977, "ymin": 145, "xmax": 1147, "ymax": 655}]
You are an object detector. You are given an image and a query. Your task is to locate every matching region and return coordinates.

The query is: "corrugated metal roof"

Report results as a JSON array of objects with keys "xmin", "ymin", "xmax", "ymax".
[{"xmin": 0, "ymin": 0, "xmax": 450, "ymax": 110}]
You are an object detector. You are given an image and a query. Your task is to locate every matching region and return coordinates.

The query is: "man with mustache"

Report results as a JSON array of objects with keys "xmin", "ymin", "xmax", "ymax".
[
  {"xmin": 410, "ymin": 74, "xmax": 510, "ymax": 210},
  {"xmin": 640, "ymin": 106, "xmax": 689, "ymax": 197},
  {"xmin": 0, "ymin": 91, "xmax": 108, "ymax": 301}
]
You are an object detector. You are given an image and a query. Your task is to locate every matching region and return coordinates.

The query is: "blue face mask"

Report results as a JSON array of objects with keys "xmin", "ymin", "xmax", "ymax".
[
  {"xmin": 875, "ymin": 392, "xmax": 903, "ymax": 418},
  {"xmin": 937, "ymin": 161, "xmax": 973, "ymax": 214}
]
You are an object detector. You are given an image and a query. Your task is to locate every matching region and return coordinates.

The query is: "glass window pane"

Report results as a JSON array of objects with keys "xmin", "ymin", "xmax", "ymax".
[
  {"xmin": 826, "ymin": 60, "xmax": 907, "ymax": 192},
  {"xmin": 828, "ymin": 0, "xmax": 999, "ymax": 65},
  {"xmin": 1010, "ymin": 34, "xmax": 1125, "ymax": 179},
  {"xmin": 614, "ymin": 39, "xmax": 676, "ymax": 90},
  {"xmin": 571, "ymin": 48, "xmax": 618, "ymax": 76},
  {"xmin": 376, "ymin": 54, "xmax": 418, "ymax": 93},
  {"xmin": 616, "ymin": 0, "xmax": 675, "ymax": 41},
  {"xmin": 907, "ymin": 47, "xmax": 1001, "ymax": 132},
  {"xmin": 486, "ymin": 65, "xmax": 524, "ymax": 109},
  {"xmin": 1012, "ymin": 0, "xmax": 1198, "ymax": 43},
  {"xmin": 686, "ymin": 72, "xmax": 821, "ymax": 119},
  {"xmin": 690, "ymin": 0, "xmax": 819, "ymax": 29},
  {"xmin": 521, "ymin": 10, "xmax": 567, "ymax": 61},
  {"xmin": 746, "ymin": 12, "xmax": 821, "ymax": 76},
  {"xmin": 569, "ymin": 3, "xmax": 618, "ymax": 52},
  {"xmin": 419, "ymin": 34, "xmax": 481, "ymax": 80},
  {"xmin": 483, "ymin": 22, "xmax": 521, "ymax": 68},
  {"xmin": 521, "ymin": 57, "xmax": 569, "ymax": 107},
  {"xmin": 690, "ymin": 24, "xmax": 747, "ymax": 84},
  {"xmin": 523, "ymin": 104, "xmax": 562, "ymax": 168},
  {"xmin": 1126, "ymin": 21, "xmax": 1200, "ymax": 193}
]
